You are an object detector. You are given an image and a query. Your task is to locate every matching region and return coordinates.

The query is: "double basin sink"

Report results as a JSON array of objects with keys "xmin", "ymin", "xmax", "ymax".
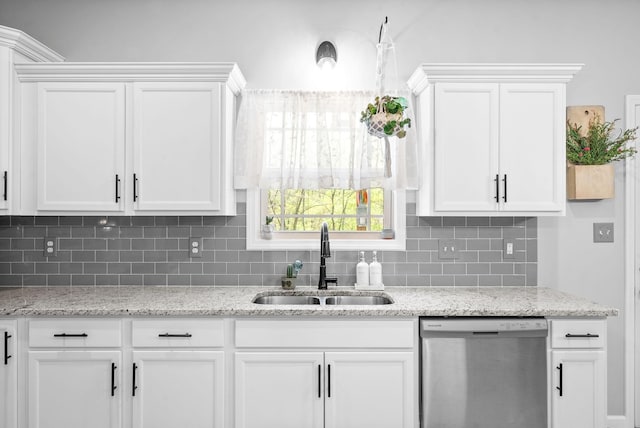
[{"xmin": 253, "ymin": 292, "xmax": 393, "ymax": 306}]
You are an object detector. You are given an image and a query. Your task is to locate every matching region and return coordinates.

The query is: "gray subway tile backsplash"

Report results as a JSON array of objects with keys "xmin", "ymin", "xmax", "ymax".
[{"xmin": 0, "ymin": 202, "xmax": 536, "ymax": 287}]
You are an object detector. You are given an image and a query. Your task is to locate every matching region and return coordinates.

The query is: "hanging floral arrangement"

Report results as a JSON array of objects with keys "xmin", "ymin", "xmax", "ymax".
[{"xmin": 360, "ymin": 95, "xmax": 411, "ymax": 139}]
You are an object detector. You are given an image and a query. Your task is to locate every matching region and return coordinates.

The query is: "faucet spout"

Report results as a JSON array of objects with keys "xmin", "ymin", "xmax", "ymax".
[{"xmin": 318, "ymin": 222, "xmax": 332, "ymax": 289}]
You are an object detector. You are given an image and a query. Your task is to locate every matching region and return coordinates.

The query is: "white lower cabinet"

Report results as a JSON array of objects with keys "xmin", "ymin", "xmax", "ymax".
[
  {"xmin": 131, "ymin": 351, "xmax": 224, "ymax": 428},
  {"xmin": 0, "ymin": 321, "xmax": 17, "ymax": 428},
  {"xmin": 234, "ymin": 319, "xmax": 417, "ymax": 428},
  {"xmin": 235, "ymin": 351, "xmax": 414, "ymax": 428},
  {"xmin": 28, "ymin": 350, "xmax": 122, "ymax": 428},
  {"xmin": 324, "ymin": 352, "xmax": 414, "ymax": 428},
  {"xmin": 548, "ymin": 318, "xmax": 607, "ymax": 428},
  {"xmin": 235, "ymin": 352, "xmax": 324, "ymax": 428}
]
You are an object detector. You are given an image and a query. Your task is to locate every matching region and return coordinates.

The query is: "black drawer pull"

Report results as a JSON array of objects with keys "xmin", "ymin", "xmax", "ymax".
[
  {"xmin": 327, "ymin": 364, "xmax": 331, "ymax": 398},
  {"xmin": 158, "ymin": 333, "xmax": 192, "ymax": 338},
  {"xmin": 53, "ymin": 333, "xmax": 88, "ymax": 338},
  {"xmin": 111, "ymin": 362, "xmax": 117, "ymax": 396},
  {"xmin": 3, "ymin": 171, "xmax": 7, "ymax": 201},
  {"xmin": 4, "ymin": 331, "xmax": 11, "ymax": 365},
  {"xmin": 565, "ymin": 333, "xmax": 599, "ymax": 338},
  {"xmin": 317, "ymin": 365, "xmax": 321, "ymax": 398}
]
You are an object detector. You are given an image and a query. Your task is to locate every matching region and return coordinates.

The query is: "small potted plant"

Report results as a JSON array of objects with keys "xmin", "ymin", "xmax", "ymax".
[
  {"xmin": 261, "ymin": 216, "xmax": 274, "ymax": 240},
  {"xmin": 281, "ymin": 264, "xmax": 296, "ymax": 290},
  {"xmin": 360, "ymin": 95, "xmax": 411, "ymax": 139},
  {"xmin": 566, "ymin": 115, "xmax": 637, "ymax": 199}
]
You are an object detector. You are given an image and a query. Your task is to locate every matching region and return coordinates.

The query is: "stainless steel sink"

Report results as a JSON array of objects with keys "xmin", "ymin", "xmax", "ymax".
[
  {"xmin": 252, "ymin": 293, "xmax": 393, "ymax": 306},
  {"xmin": 252, "ymin": 295, "xmax": 321, "ymax": 305},
  {"xmin": 325, "ymin": 295, "xmax": 392, "ymax": 305}
]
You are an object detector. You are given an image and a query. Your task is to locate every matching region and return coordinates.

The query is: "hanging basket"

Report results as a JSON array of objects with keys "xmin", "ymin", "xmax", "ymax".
[{"xmin": 361, "ymin": 95, "xmax": 411, "ymax": 139}]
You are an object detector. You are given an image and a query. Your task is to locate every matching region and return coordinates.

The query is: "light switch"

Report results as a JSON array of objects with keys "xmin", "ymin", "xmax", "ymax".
[
  {"xmin": 593, "ymin": 223, "xmax": 614, "ymax": 243},
  {"xmin": 503, "ymin": 238, "xmax": 515, "ymax": 259}
]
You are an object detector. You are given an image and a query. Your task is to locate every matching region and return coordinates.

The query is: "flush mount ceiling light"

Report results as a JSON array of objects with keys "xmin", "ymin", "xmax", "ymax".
[{"xmin": 316, "ymin": 41, "xmax": 337, "ymax": 69}]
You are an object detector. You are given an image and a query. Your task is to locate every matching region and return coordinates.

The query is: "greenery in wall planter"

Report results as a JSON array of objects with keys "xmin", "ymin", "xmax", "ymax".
[
  {"xmin": 566, "ymin": 116, "xmax": 638, "ymax": 200},
  {"xmin": 360, "ymin": 95, "xmax": 411, "ymax": 138},
  {"xmin": 566, "ymin": 117, "xmax": 637, "ymax": 165}
]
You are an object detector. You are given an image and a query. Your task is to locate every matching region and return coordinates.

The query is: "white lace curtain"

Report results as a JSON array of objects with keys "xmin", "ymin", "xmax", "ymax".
[{"xmin": 233, "ymin": 90, "xmax": 418, "ymax": 190}]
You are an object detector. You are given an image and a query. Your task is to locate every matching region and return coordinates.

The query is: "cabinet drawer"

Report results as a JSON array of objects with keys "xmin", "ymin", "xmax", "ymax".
[
  {"xmin": 550, "ymin": 319, "xmax": 606, "ymax": 349},
  {"xmin": 236, "ymin": 319, "xmax": 415, "ymax": 348},
  {"xmin": 29, "ymin": 319, "xmax": 122, "ymax": 348},
  {"xmin": 132, "ymin": 319, "xmax": 224, "ymax": 347}
]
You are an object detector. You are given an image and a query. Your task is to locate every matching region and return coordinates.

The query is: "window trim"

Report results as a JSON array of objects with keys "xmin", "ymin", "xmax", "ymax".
[{"xmin": 246, "ymin": 188, "xmax": 406, "ymax": 251}]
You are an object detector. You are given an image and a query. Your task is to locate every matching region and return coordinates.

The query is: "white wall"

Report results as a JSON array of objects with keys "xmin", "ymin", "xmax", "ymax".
[{"xmin": 1, "ymin": 0, "xmax": 638, "ymax": 416}]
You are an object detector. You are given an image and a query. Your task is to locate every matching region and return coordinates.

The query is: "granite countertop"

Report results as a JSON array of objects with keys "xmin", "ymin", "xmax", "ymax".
[{"xmin": 0, "ymin": 286, "xmax": 617, "ymax": 317}]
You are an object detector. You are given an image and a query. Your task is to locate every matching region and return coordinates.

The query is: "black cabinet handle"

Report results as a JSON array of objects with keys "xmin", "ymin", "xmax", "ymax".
[
  {"xmin": 132, "ymin": 363, "xmax": 138, "ymax": 396},
  {"xmin": 53, "ymin": 333, "xmax": 88, "ymax": 338},
  {"xmin": 556, "ymin": 363, "xmax": 563, "ymax": 397},
  {"xmin": 494, "ymin": 174, "xmax": 499, "ymax": 203},
  {"xmin": 115, "ymin": 174, "xmax": 121, "ymax": 203},
  {"xmin": 565, "ymin": 333, "xmax": 599, "ymax": 338},
  {"xmin": 3, "ymin": 171, "xmax": 7, "ymax": 201},
  {"xmin": 158, "ymin": 333, "xmax": 192, "ymax": 338},
  {"xmin": 502, "ymin": 174, "xmax": 508, "ymax": 203},
  {"xmin": 111, "ymin": 362, "xmax": 117, "ymax": 397},
  {"xmin": 4, "ymin": 331, "xmax": 11, "ymax": 365},
  {"xmin": 318, "ymin": 365, "xmax": 322, "ymax": 398},
  {"xmin": 133, "ymin": 174, "xmax": 139, "ymax": 202},
  {"xmin": 327, "ymin": 364, "xmax": 331, "ymax": 398}
]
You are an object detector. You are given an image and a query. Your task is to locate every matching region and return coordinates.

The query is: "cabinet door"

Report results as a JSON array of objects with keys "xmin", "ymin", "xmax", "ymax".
[
  {"xmin": 324, "ymin": 352, "xmax": 414, "ymax": 428},
  {"xmin": 550, "ymin": 350, "xmax": 606, "ymax": 428},
  {"xmin": 132, "ymin": 82, "xmax": 222, "ymax": 211},
  {"xmin": 0, "ymin": 49, "xmax": 11, "ymax": 212},
  {"xmin": 235, "ymin": 352, "xmax": 324, "ymax": 428},
  {"xmin": 132, "ymin": 351, "xmax": 224, "ymax": 428},
  {"xmin": 28, "ymin": 350, "xmax": 122, "ymax": 428},
  {"xmin": 499, "ymin": 84, "xmax": 565, "ymax": 212},
  {"xmin": 36, "ymin": 83, "xmax": 125, "ymax": 211},
  {"xmin": 433, "ymin": 83, "xmax": 500, "ymax": 212},
  {"xmin": 0, "ymin": 321, "xmax": 17, "ymax": 428}
]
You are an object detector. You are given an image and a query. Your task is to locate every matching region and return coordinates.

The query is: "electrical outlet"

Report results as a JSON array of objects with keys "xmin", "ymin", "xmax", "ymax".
[
  {"xmin": 43, "ymin": 237, "xmax": 57, "ymax": 257},
  {"xmin": 593, "ymin": 223, "xmax": 614, "ymax": 243},
  {"xmin": 188, "ymin": 237, "xmax": 203, "ymax": 258},
  {"xmin": 438, "ymin": 239, "xmax": 459, "ymax": 260},
  {"xmin": 503, "ymin": 238, "xmax": 516, "ymax": 259}
]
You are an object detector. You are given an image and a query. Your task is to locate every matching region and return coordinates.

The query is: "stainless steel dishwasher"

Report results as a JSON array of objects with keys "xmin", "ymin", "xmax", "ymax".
[{"xmin": 420, "ymin": 317, "xmax": 548, "ymax": 428}]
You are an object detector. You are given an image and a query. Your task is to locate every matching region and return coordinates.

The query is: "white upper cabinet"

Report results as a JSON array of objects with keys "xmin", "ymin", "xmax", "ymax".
[
  {"xmin": 132, "ymin": 82, "xmax": 222, "ymax": 211},
  {"xmin": 408, "ymin": 63, "xmax": 581, "ymax": 216},
  {"xmin": 0, "ymin": 25, "xmax": 63, "ymax": 214},
  {"xmin": 15, "ymin": 63, "xmax": 245, "ymax": 215},
  {"xmin": 36, "ymin": 82, "xmax": 125, "ymax": 211}
]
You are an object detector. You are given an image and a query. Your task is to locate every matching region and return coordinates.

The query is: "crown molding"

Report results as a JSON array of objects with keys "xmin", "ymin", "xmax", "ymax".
[
  {"xmin": 408, "ymin": 63, "xmax": 583, "ymax": 94},
  {"xmin": 14, "ymin": 62, "xmax": 246, "ymax": 92},
  {"xmin": 0, "ymin": 25, "xmax": 64, "ymax": 62}
]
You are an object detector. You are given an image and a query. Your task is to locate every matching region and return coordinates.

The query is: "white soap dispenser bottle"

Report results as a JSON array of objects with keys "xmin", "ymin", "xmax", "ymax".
[
  {"xmin": 356, "ymin": 251, "xmax": 369, "ymax": 286},
  {"xmin": 369, "ymin": 250, "xmax": 382, "ymax": 286}
]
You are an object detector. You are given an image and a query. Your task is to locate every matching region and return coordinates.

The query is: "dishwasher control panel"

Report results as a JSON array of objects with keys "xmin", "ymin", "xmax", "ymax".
[{"xmin": 420, "ymin": 318, "xmax": 548, "ymax": 336}]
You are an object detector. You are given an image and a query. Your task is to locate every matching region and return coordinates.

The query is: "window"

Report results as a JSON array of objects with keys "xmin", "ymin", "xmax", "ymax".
[
  {"xmin": 247, "ymin": 188, "xmax": 405, "ymax": 251},
  {"xmin": 236, "ymin": 91, "xmax": 410, "ymax": 251},
  {"xmin": 266, "ymin": 188, "xmax": 386, "ymax": 233}
]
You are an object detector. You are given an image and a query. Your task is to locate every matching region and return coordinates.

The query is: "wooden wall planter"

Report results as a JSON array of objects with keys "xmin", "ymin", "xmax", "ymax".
[{"xmin": 567, "ymin": 163, "xmax": 614, "ymax": 200}]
